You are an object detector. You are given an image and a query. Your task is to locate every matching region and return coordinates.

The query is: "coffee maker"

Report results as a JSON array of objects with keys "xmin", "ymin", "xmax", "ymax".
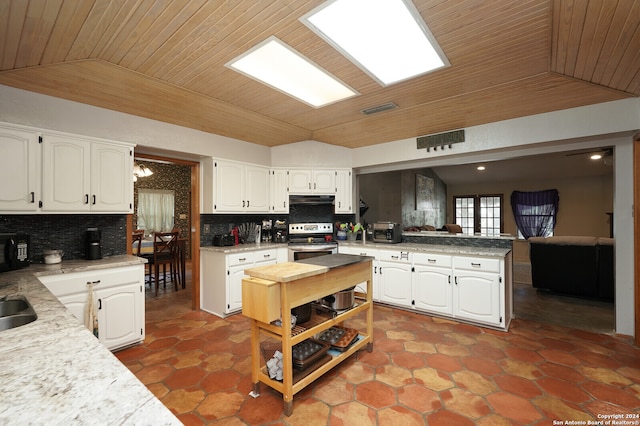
[
  {"xmin": 261, "ymin": 220, "xmax": 272, "ymax": 243},
  {"xmin": 85, "ymin": 228, "xmax": 102, "ymax": 260}
]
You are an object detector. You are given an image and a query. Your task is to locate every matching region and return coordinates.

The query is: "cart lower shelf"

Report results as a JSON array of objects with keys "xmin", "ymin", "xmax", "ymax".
[{"xmin": 253, "ymin": 334, "xmax": 372, "ymax": 415}]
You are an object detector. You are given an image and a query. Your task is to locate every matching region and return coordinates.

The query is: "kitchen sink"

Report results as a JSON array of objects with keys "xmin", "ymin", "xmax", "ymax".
[{"xmin": 0, "ymin": 296, "xmax": 37, "ymax": 331}]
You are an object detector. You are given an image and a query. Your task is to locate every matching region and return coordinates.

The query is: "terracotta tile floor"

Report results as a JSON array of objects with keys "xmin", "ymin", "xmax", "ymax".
[{"xmin": 116, "ymin": 264, "xmax": 640, "ymax": 425}]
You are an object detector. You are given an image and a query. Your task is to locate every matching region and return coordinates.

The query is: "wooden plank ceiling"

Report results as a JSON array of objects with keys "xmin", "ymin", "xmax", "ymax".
[{"xmin": 0, "ymin": 0, "xmax": 638, "ymax": 148}]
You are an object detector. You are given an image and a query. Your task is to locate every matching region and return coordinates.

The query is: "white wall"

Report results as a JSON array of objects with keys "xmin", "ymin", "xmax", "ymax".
[
  {"xmin": 0, "ymin": 84, "xmax": 638, "ymax": 336},
  {"xmin": 271, "ymin": 140, "xmax": 352, "ymax": 168},
  {"xmin": 351, "ymin": 99, "xmax": 640, "ymax": 172}
]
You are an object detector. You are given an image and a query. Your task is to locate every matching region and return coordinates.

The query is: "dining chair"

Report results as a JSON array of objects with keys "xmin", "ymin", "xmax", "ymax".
[
  {"xmin": 143, "ymin": 231, "xmax": 180, "ymax": 296},
  {"xmin": 131, "ymin": 230, "xmax": 144, "ymax": 256}
]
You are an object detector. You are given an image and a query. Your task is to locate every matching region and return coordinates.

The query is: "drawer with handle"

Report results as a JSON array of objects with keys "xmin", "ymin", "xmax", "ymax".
[
  {"xmin": 413, "ymin": 252, "xmax": 452, "ymax": 267},
  {"xmin": 254, "ymin": 249, "xmax": 277, "ymax": 264},
  {"xmin": 453, "ymin": 256, "xmax": 500, "ymax": 273},
  {"xmin": 377, "ymin": 249, "xmax": 411, "ymax": 263},
  {"xmin": 227, "ymin": 252, "xmax": 255, "ymax": 266}
]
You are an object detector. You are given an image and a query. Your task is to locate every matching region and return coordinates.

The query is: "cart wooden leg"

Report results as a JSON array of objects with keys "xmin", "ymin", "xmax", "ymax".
[
  {"xmin": 284, "ymin": 400, "xmax": 293, "ymax": 416},
  {"xmin": 366, "ymin": 342, "xmax": 373, "ymax": 353},
  {"xmin": 250, "ymin": 320, "xmax": 261, "ymax": 388},
  {"xmin": 252, "ymin": 382, "xmax": 261, "ymax": 394}
]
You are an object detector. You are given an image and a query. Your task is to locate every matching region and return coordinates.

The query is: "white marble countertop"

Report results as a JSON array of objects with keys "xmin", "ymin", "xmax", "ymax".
[
  {"xmin": 0, "ymin": 255, "xmax": 181, "ymax": 425},
  {"xmin": 201, "ymin": 241, "xmax": 511, "ymax": 258}
]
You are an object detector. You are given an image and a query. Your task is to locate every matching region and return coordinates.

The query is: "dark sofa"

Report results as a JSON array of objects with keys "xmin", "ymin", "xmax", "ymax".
[{"xmin": 528, "ymin": 236, "xmax": 614, "ymax": 301}]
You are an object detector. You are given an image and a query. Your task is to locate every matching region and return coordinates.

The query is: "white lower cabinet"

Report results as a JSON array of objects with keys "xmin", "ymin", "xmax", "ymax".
[
  {"xmin": 337, "ymin": 245, "xmax": 512, "ymax": 330},
  {"xmin": 338, "ymin": 245, "xmax": 379, "ymax": 301},
  {"xmin": 413, "ymin": 253, "xmax": 453, "ymax": 316},
  {"xmin": 201, "ymin": 248, "xmax": 279, "ymax": 318},
  {"xmin": 453, "ymin": 256, "xmax": 503, "ymax": 326},
  {"xmin": 39, "ymin": 265, "xmax": 145, "ymax": 351},
  {"xmin": 377, "ymin": 250, "xmax": 412, "ymax": 308}
]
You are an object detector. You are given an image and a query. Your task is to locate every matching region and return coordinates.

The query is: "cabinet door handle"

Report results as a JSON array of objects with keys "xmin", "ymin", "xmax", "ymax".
[
  {"xmin": 239, "ymin": 257, "xmax": 246, "ymax": 262},
  {"xmin": 379, "ymin": 267, "xmax": 382, "ymax": 275},
  {"xmin": 98, "ymin": 299, "xmax": 102, "ymax": 310},
  {"xmin": 84, "ymin": 194, "xmax": 89, "ymax": 204},
  {"xmin": 454, "ymin": 276, "xmax": 458, "ymax": 285},
  {"xmin": 471, "ymin": 262, "xmax": 481, "ymax": 268},
  {"xmin": 247, "ymin": 200, "xmax": 250, "ymax": 208},
  {"xmin": 243, "ymin": 200, "xmax": 246, "ymax": 208},
  {"xmin": 428, "ymin": 259, "xmax": 436, "ymax": 263},
  {"xmin": 30, "ymin": 192, "xmax": 35, "ymax": 203},
  {"xmin": 263, "ymin": 254, "xmax": 271, "ymax": 258},
  {"xmin": 92, "ymin": 195, "xmax": 96, "ymax": 205},
  {"xmin": 283, "ymin": 201, "xmax": 286, "ymax": 208},
  {"xmin": 448, "ymin": 275, "xmax": 451, "ymax": 284},
  {"xmin": 391, "ymin": 255, "xmax": 399, "ymax": 260}
]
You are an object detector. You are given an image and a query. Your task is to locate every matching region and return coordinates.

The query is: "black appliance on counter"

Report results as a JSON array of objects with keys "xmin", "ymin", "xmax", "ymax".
[
  {"xmin": 0, "ymin": 233, "xmax": 30, "ymax": 272},
  {"xmin": 372, "ymin": 222, "xmax": 402, "ymax": 243},
  {"xmin": 85, "ymin": 228, "xmax": 102, "ymax": 260},
  {"xmin": 213, "ymin": 234, "xmax": 234, "ymax": 246},
  {"xmin": 273, "ymin": 219, "xmax": 288, "ymax": 243}
]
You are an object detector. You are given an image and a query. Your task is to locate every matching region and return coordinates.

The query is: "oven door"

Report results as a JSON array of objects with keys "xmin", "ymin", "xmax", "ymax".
[{"xmin": 288, "ymin": 244, "xmax": 337, "ymax": 261}]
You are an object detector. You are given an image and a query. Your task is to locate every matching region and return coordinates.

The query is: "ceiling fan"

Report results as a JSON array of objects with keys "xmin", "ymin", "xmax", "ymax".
[{"xmin": 565, "ymin": 147, "xmax": 613, "ymax": 160}]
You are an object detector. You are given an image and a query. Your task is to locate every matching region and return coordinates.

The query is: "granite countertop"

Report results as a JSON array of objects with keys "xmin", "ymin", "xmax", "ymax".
[
  {"xmin": 0, "ymin": 255, "xmax": 181, "ymax": 425},
  {"xmin": 200, "ymin": 241, "xmax": 287, "ymax": 254},
  {"xmin": 200, "ymin": 241, "xmax": 511, "ymax": 257},
  {"xmin": 401, "ymin": 231, "xmax": 516, "ymax": 240},
  {"xmin": 338, "ymin": 241, "xmax": 512, "ymax": 257}
]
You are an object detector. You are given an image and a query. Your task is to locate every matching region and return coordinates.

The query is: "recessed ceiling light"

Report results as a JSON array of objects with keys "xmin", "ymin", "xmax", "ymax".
[
  {"xmin": 226, "ymin": 36, "xmax": 357, "ymax": 108},
  {"xmin": 302, "ymin": 0, "xmax": 449, "ymax": 86},
  {"xmin": 590, "ymin": 153, "xmax": 603, "ymax": 160},
  {"xmin": 477, "ymin": 166, "xmax": 486, "ymax": 171}
]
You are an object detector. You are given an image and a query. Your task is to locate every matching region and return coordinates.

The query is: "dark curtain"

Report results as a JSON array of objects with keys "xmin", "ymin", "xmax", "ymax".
[{"xmin": 510, "ymin": 189, "xmax": 559, "ymax": 239}]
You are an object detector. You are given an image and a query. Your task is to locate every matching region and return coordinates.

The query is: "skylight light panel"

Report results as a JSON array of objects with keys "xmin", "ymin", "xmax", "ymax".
[
  {"xmin": 226, "ymin": 36, "xmax": 357, "ymax": 108},
  {"xmin": 302, "ymin": 0, "xmax": 449, "ymax": 86}
]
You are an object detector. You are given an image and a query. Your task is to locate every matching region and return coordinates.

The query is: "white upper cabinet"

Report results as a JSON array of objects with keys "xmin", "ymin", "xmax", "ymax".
[
  {"xmin": 334, "ymin": 169, "xmax": 352, "ymax": 213},
  {"xmin": 288, "ymin": 169, "xmax": 313, "ymax": 194},
  {"xmin": 0, "ymin": 125, "xmax": 40, "ymax": 212},
  {"xmin": 270, "ymin": 168, "xmax": 289, "ymax": 213},
  {"xmin": 90, "ymin": 142, "xmax": 133, "ymax": 212},
  {"xmin": 213, "ymin": 159, "xmax": 270, "ymax": 213},
  {"xmin": 245, "ymin": 164, "xmax": 270, "ymax": 212},
  {"xmin": 215, "ymin": 160, "xmax": 244, "ymax": 211},
  {"xmin": 313, "ymin": 170, "xmax": 335, "ymax": 193},
  {"xmin": 288, "ymin": 169, "xmax": 336, "ymax": 195},
  {"xmin": 41, "ymin": 134, "xmax": 133, "ymax": 213},
  {"xmin": 41, "ymin": 135, "xmax": 91, "ymax": 211}
]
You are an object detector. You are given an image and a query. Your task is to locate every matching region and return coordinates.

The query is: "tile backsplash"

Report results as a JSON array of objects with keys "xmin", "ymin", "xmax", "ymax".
[{"xmin": 0, "ymin": 215, "xmax": 127, "ymax": 262}]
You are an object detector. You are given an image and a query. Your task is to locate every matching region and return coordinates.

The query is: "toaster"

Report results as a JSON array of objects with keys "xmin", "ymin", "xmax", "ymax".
[
  {"xmin": 372, "ymin": 222, "xmax": 402, "ymax": 243},
  {"xmin": 213, "ymin": 235, "xmax": 235, "ymax": 246}
]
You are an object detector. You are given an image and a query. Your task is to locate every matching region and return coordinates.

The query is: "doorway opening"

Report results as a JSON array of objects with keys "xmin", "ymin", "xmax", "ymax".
[{"xmin": 127, "ymin": 154, "xmax": 200, "ymax": 310}]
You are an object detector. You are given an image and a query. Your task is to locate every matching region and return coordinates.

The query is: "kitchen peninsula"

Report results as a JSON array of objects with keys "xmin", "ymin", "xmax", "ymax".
[
  {"xmin": 242, "ymin": 254, "xmax": 373, "ymax": 416},
  {"xmin": 339, "ymin": 233, "xmax": 514, "ymax": 331}
]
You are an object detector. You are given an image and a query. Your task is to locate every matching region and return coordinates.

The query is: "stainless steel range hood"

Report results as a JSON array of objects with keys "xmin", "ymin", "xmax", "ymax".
[{"xmin": 289, "ymin": 195, "xmax": 335, "ymax": 205}]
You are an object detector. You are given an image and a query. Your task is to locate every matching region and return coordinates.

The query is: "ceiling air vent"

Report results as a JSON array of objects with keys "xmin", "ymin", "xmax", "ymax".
[{"xmin": 360, "ymin": 102, "xmax": 398, "ymax": 115}]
